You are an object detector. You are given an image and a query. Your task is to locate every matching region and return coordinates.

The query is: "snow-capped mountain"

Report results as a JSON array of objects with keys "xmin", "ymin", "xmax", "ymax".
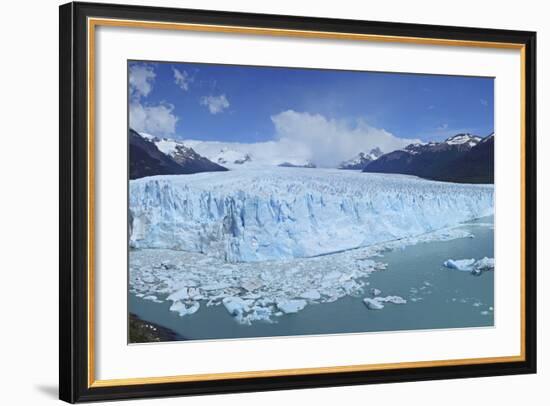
[
  {"xmin": 363, "ymin": 133, "xmax": 493, "ymax": 184},
  {"xmin": 209, "ymin": 147, "xmax": 253, "ymax": 166},
  {"xmin": 444, "ymin": 133, "xmax": 482, "ymax": 146},
  {"xmin": 278, "ymin": 161, "xmax": 316, "ymax": 168},
  {"xmin": 129, "ymin": 168, "xmax": 494, "ymax": 262},
  {"xmin": 182, "ymin": 139, "xmax": 314, "ymax": 169},
  {"xmin": 129, "ymin": 129, "xmax": 227, "ymax": 179},
  {"xmin": 156, "ymin": 138, "xmax": 390, "ymax": 170},
  {"xmin": 153, "ymin": 137, "xmax": 229, "ymax": 172},
  {"xmin": 478, "ymin": 132, "xmax": 494, "ymax": 144},
  {"xmin": 339, "ymin": 147, "xmax": 383, "ymax": 170}
]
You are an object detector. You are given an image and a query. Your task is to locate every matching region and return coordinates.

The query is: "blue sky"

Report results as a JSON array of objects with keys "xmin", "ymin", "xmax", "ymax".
[{"xmin": 128, "ymin": 60, "xmax": 494, "ymax": 145}]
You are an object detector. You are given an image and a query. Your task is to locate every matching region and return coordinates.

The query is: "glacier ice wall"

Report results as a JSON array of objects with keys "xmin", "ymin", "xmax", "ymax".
[{"xmin": 129, "ymin": 168, "xmax": 494, "ymax": 262}]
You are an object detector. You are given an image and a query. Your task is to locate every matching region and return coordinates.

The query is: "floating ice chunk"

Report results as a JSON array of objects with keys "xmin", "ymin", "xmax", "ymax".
[
  {"xmin": 277, "ymin": 299, "xmax": 307, "ymax": 314},
  {"xmin": 187, "ymin": 302, "xmax": 200, "ymax": 315},
  {"xmin": 142, "ymin": 295, "xmax": 162, "ymax": 303},
  {"xmin": 167, "ymin": 288, "xmax": 189, "ymax": 302},
  {"xmin": 222, "ymin": 297, "xmax": 249, "ymax": 317},
  {"xmin": 370, "ymin": 288, "xmax": 381, "ymax": 296},
  {"xmin": 475, "ymin": 257, "xmax": 495, "ymax": 270},
  {"xmin": 443, "ymin": 259, "xmax": 476, "ymax": 271},
  {"xmin": 443, "ymin": 257, "xmax": 494, "ymax": 275},
  {"xmin": 299, "ymin": 289, "xmax": 321, "ymax": 300},
  {"xmin": 342, "ymin": 280, "xmax": 360, "ymax": 294},
  {"xmin": 169, "ymin": 301, "xmax": 200, "ymax": 316},
  {"xmin": 363, "ymin": 298, "xmax": 384, "ymax": 310},
  {"xmin": 247, "ymin": 306, "xmax": 273, "ymax": 323},
  {"xmin": 378, "ymin": 295, "xmax": 407, "ymax": 304},
  {"xmin": 187, "ymin": 287, "xmax": 203, "ymax": 299},
  {"xmin": 363, "ymin": 295, "xmax": 406, "ymax": 310}
]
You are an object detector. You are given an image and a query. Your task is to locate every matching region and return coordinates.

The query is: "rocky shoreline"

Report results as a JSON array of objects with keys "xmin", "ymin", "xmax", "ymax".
[{"xmin": 129, "ymin": 313, "xmax": 184, "ymax": 343}]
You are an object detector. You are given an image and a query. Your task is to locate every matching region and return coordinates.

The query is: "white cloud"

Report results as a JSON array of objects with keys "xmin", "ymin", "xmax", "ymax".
[
  {"xmin": 130, "ymin": 102, "xmax": 178, "ymax": 136},
  {"xmin": 173, "ymin": 67, "xmax": 192, "ymax": 91},
  {"xmin": 270, "ymin": 110, "xmax": 421, "ymax": 168},
  {"xmin": 129, "ymin": 64, "xmax": 155, "ymax": 100},
  {"xmin": 128, "ymin": 63, "xmax": 180, "ymax": 137},
  {"xmin": 200, "ymin": 94, "xmax": 230, "ymax": 114}
]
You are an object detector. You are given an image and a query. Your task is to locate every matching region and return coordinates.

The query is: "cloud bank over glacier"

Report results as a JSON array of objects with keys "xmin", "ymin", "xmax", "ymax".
[
  {"xmin": 185, "ymin": 110, "xmax": 421, "ymax": 168},
  {"xmin": 271, "ymin": 110, "xmax": 422, "ymax": 167}
]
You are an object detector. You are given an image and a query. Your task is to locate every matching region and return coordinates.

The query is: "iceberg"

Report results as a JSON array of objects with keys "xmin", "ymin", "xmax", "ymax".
[
  {"xmin": 363, "ymin": 295, "xmax": 406, "ymax": 310},
  {"xmin": 370, "ymin": 288, "xmax": 382, "ymax": 296},
  {"xmin": 443, "ymin": 257, "xmax": 495, "ymax": 275},
  {"xmin": 377, "ymin": 295, "xmax": 407, "ymax": 304},
  {"xmin": 475, "ymin": 257, "xmax": 495, "ymax": 270},
  {"xmin": 443, "ymin": 258, "xmax": 476, "ymax": 271},
  {"xmin": 299, "ymin": 289, "xmax": 321, "ymax": 300},
  {"xmin": 222, "ymin": 296, "xmax": 250, "ymax": 317},
  {"xmin": 277, "ymin": 299, "xmax": 307, "ymax": 314},
  {"xmin": 169, "ymin": 301, "xmax": 200, "ymax": 316},
  {"xmin": 363, "ymin": 298, "xmax": 384, "ymax": 310},
  {"xmin": 129, "ymin": 168, "xmax": 494, "ymax": 263},
  {"xmin": 166, "ymin": 288, "xmax": 189, "ymax": 301}
]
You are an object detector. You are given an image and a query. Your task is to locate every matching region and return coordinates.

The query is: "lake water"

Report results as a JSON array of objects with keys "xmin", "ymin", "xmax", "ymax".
[{"xmin": 128, "ymin": 216, "xmax": 494, "ymax": 341}]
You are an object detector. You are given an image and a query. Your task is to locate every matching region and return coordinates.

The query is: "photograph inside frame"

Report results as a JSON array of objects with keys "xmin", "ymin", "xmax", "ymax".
[{"xmin": 127, "ymin": 60, "xmax": 495, "ymax": 343}]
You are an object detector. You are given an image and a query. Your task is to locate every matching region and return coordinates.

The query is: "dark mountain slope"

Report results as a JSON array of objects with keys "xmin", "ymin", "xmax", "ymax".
[
  {"xmin": 129, "ymin": 129, "xmax": 189, "ymax": 179},
  {"xmin": 441, "ymin": 134, "xmax": 494, "ymax": 183},
  {"xmin": 363, "ymin": 133, "xmax": 493, "ymax": 184},
  {"xmin": 129, "ymin": 129, "xmax": 227, "ymax": 179}
]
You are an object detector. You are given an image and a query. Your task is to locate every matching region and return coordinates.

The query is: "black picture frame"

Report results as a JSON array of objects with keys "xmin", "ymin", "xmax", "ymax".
[{"xmin": 60, "ymin": 1, "xmax": 537, "ymax": 403}]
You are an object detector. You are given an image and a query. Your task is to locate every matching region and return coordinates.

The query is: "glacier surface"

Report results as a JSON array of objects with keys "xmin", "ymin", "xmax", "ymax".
[{"xmin": 129, "ymin": 168, "xmax": 494, "ymax": 263}]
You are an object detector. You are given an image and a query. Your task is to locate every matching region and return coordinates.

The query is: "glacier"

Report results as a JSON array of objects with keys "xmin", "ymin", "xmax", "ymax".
[{"xmin": 129, "ymin": 168, "xmax": 494, "ymax": 263}]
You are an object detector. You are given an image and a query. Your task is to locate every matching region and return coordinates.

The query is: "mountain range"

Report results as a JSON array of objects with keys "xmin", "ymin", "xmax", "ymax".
[
  {"xmin": 338, "ymin": 148, "xmax": 384, "ymax": 170},
  {"xmin": 363, "ymin": 133, "xmax": 494, "ymax": 184},
  {"xmin": 129, "ymin": 129, "xmax": 494, "ymax": 184},
  {"xmin": 129, "ymin": 129, "xmax": 227, "ymax": 179}
]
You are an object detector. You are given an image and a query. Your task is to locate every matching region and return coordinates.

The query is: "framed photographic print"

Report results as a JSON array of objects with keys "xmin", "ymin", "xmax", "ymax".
[{"xmin": 59, "ymin": 1, "xmax": 537, "ymax": 403}]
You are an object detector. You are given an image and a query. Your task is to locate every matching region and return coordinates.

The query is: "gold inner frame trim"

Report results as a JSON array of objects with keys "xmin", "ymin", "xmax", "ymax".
[{"xmin": 87, "ymin": 17, "xmax": 527, "ymax": 388}]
